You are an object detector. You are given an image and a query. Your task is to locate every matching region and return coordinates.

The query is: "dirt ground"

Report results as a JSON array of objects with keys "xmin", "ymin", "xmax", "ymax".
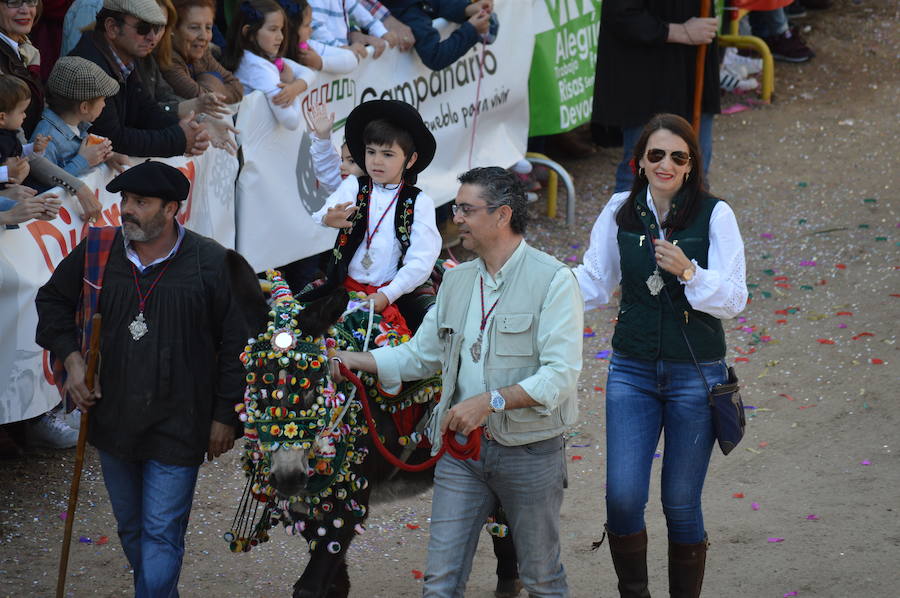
[{"xmin": 2, "ymin": 2, "xmax": 898, "ymax": 596}]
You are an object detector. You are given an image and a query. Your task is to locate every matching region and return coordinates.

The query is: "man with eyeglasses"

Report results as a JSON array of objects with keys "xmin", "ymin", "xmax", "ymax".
[
  {"xmin": 68, "ymin": 0, "xmax": 210, "ymax": 158},
  {"xmin": 332, "ymin": 166, "xmax": 584, "ymax": 597}
]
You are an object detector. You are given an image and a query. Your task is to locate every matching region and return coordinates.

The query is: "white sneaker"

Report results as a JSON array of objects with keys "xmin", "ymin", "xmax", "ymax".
[
  {"xmin": 720, "ymin": 65, "xmax": 759, "ymax": 92},
  {"xmin": 723, "ymin": 47, "xmax": 763, "ymax": 76},
  {"xmin": 27, "ymin": 413, "xmax": 79, "ymax": 449}
]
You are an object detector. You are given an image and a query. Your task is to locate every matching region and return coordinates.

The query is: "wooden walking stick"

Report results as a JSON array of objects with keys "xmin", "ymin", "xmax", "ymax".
[
  {"xmin": 691, "ymin": 0, "xmax": 714, "ymax": 134},
  {"xmin": 56, "ymin": 313, "xmax": 102, "ymax": 598}
]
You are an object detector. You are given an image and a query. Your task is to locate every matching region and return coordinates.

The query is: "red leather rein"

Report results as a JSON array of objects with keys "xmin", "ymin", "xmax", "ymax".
[{"xmin": 338, "ymin": 362, "xmax": 481, "ymax": 472}]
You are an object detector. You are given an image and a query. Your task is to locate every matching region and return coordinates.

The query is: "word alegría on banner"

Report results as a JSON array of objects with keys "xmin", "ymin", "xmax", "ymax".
[
  {"xmin": 236, "ymin": 0, "xmax": 533, "ymax": 273},
  {"xmin": 529, "ymin": 0, "xmax": 600, "ymax": 137}
]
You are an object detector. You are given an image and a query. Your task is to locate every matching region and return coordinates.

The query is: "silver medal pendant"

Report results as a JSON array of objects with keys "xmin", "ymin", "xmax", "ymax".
[
  {"xmin": 361, "ymin": 251, "xmax": 373, "ymax": 270},
  {"xmin": 129, "ymin": 311, "xmax": 148, "ymax": 340},
  {"xmin": 470, "ymin": 334, "xmax": 483, "ymax": 363},
  {"xmin": 646, "ymin": 268, "xmax": 664, "ymax": 296}
]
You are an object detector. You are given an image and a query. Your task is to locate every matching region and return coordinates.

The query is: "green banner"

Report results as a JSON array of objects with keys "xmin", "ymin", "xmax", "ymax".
[{"xmin": 528, "ymin": 0, "xmax": 601, "ymax": 137}]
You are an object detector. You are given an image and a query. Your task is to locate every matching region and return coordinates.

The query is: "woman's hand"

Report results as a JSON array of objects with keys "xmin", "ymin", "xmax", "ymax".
[
  {"xmin": 668, "ymin": 17, "xmax": 717, "ymax": 46},
  {"xmin": 273, "ymin": 78, "xmax": 307, "ymax": 107},
  {"xmin": 652, "ymin": 239, "xmax": 693, "ymax": 277},
  {"xmin": 200, "ymin": 117, "xmax": 240, "ymax": 155},
  {"xmin": 75, "ymin": 184, "xmax": 102, "ymax": 223},
  {"xmin": 79, "ymin": 137, "xmax": 113, "ymax": 166},
  {"xmin": 0, "ymin": 193, "xmax": 59, "ymax": 225},
  {"xmin": 0, "ymin": 183, "xmax": 36, "ymax": 202},
  {"xmin": 323, "ymin": 201, "xmax": 358, "ymax": 228},
  {"xmin": 180, "ymin": 92, "xmax": 229, "ymax": 119}
]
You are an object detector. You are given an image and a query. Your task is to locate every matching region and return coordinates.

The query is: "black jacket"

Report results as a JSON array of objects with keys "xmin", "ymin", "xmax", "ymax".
[
  {"xmin": 0, "ymin": 40, "xmax": 43, "ymax": 137},
  {"xmin": 68, "ymin": 30, "xmax": 187, "ymax": 157},
  {"xmin": 35, "ymin": 229, "xmax": 246, "ymax": 466},
  {"xmin": 592, "ymin": 0, "xmax": 720, "ymax": 128}
]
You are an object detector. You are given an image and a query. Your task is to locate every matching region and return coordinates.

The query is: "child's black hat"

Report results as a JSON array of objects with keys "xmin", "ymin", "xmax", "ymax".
[{"xmin": 344, "ymin": 100, "xmax": 436, "ymax": 180}]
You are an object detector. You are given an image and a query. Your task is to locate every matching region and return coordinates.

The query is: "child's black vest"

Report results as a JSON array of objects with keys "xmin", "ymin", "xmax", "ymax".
[
  {"xmin": 304, "ymin": 176, "xmax": 421, "ymax": 300},
  {"xmin": 612, "ymin": 188, "xmax": 726, "ymax": 362}
]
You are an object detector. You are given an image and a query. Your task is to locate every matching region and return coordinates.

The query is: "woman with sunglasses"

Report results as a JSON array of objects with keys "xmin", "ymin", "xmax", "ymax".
[{"xmin": 574, "ymin": 113, "xmax": 747, "ymax": 598}]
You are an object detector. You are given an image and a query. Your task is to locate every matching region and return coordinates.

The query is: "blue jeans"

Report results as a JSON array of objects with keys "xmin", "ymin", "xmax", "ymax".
[
  {"xmin": 748, "ymin": 8, "xmax": 789, "ymax": 38},
  {"xmin": 604, "ymin": 353, "xmax": 726, "ymax": 544},
  {"xmin": 99, "ymin": 451, "xmax": 200, "ymax": 598},
  {"xmin": 424, "ymin": 434, "xmax": 568, "ymax": 597},
  {"xmin": 614, "ymin": 113, "xmax": 714, "ymax": 193}
]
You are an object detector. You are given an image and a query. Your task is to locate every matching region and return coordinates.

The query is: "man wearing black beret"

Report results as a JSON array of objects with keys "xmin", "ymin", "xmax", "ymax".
[{"xmin": 35, "ymin": 161, "xmax": 246, "ymax": 595}]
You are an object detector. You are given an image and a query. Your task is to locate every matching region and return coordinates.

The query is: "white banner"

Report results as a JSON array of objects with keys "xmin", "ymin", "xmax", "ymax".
[
  {"xmin": 235, "ymin": 0, "xmax": 533, "ymax": 271},
  {"xmin": 0, "ymin": 148, "xmax": 238, "ymax": 425}
]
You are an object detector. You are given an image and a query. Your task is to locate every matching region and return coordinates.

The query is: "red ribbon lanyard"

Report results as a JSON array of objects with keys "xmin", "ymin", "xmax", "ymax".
[
  {"xmin": 479, "ymin": 276, "xmax": 502, "ymax": 333},
  {"xmin": 130, "ymin": 260, "xmax": 173, "ymax": 313},
  {"xmin": 365, "ymin": 183, "xmax": 403, "ymax": 250}
]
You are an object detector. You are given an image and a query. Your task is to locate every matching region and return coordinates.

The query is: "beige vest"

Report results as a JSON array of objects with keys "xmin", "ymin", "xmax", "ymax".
[{"xmin": 427, "ymin": 243, "xmax": 579, "ymax": 451}]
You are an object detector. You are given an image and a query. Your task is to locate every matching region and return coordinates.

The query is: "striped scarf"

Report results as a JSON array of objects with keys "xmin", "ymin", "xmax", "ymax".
[{"xmin": 52, "ymin": 226, "xmax": 118, "ymax": 411}]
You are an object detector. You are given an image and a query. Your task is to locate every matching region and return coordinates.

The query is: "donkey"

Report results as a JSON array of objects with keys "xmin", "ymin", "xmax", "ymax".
[{"xmin": 226, "ymin": 252, "xmax": 520, "ymax": 598}]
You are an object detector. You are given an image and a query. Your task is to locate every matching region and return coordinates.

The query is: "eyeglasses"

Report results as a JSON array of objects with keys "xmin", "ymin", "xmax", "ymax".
[
  {"xmin": 119, "ymin": 18, "xmax": 164, "ymax": 36},
  {"xmin": 646, "ymin": 148, "xmax": 691, "ymax": 166},
  {"xmin": 4, "ymin": 0, "xmax": 39, "ymax": 9},
  {"xmin": 451, "ymin": 203, "xmax": 494, "ymax": 217}
]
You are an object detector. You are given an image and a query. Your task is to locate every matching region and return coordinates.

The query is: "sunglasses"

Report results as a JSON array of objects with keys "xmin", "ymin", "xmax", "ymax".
[
  {"xmin": 120, "ymin": 18, "xmax": 163, "ymax": 36},
  {"xmin": 646, "ymin": 148, "xmax": 691, "ymax": 166},
  {"xmin": 4, "ymin": 0, "xmax": 39, "ymax": 8}
]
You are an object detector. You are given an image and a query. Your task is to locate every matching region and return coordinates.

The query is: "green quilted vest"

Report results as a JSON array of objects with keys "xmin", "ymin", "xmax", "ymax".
[{"xmin": 611, "ymin": 188, "xmax": 726, "ymax": 362}]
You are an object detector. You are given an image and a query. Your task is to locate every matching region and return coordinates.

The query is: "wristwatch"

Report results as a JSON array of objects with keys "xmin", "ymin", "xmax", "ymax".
[
  {"xmin": 680, "ymin": 264, "xmax": 696, "ymax": 282},
  {"xmin": 489, "ymin": 390, "xmax": 506, "ymax": 413}
]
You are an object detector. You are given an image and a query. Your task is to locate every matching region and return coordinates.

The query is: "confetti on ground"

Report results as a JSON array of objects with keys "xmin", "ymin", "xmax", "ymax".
[
  {"xmin": 752, "ymin": 502, "xmax": 761, "ymax": 511},
  {"xmin": 799, "ymin": 260, "xmax": 816, "ymax": 266},
  {"xmin": 583, "ymin": 327, "xmax": 595, "ymax": 338},
  {"xmin": 835, "ymin": 263, "xmax": 846, "ymax": 269},
  {"xmin": 411, "ymin": 569, "xmax": 424, "ymax": 579},
  {"xmin": 870, "ymin": 358, "xmax": 884, "ymax": 365},
  {"xmin": 784, "ymin": 592, "xmax": 799, "ymax": 597},
  {"xmin": 405, "ymin": 523, "xmax": 420, "ymax": 530},
  {"xmin": 759, "ymin": 441, "xmax": 769, "ymax": 448},
  {"xmin": 816, "ymin": 339, "xmax": 835, "ymax": 345},
  {"xmin": 768, "ymin": 538, "xmax": 785, "ymax": 543},
  {"xmin": 59, "ymin": 512, "xmax": 67, "ymax": 520},
  {"xmin": 571, "ymin": 455, "xmax": 583, "ymax": 461},
  {"xmin": 571, "ymin": 443, "xmax": 591, "ymax": 448},
  {"xmin": 852, "ymin": 332, "xmax": 874, "ymax": 340},
  {"xmin": 722, "ymin": 103, "xmax": 750, "ymax": 115},
  {"xmin": 806, "ymin": 515, "xmax": 820, "ymax": 521},
  {"xmin": 860, "ymin": 460, "xmax": 871, "ymax": 466},
  {"xmin": 798, "ymin": 405, "xmax": 816, "ymax": 410},
  {"xmin": 96, "ymin": 536, "xmax": 109, "ymax": 545},
  {"xmin": 595, "ymin": 350, "xmax": 611, "ymax": 359},
  {"xmin": 733, "ymin": 493, "xmax": 745, "ymax": 499},
  {"xmin": 78, "ymin": 536, "xmax": 91, "ymax": 544}
]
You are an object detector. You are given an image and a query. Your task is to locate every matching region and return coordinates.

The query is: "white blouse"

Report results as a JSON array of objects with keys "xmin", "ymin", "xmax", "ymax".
[
  {"xmin": 311, "ymin": 176, "xmax": 441, "ymax": 304},
  {"xmin": 573, "ymin": 190, "xmax": 748, "ymax": 319},
  {"xmin": 234, "ymin": 51, "xmax": 316, "ymax": 131}
]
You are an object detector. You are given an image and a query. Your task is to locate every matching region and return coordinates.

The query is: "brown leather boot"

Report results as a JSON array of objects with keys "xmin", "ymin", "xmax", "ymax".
[
  {"xmin": 668, "ymin": 535, "xmax": 708, "ymax": 598},
  {"xmin": 607, "ymin": 526, "xmax": 651, "ymax": 598}
]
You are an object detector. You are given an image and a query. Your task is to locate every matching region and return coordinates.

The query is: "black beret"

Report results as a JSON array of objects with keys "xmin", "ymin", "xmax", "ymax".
[{"xmin": 106, "ymin": 160, "xmax": 191, "ymax": 202}]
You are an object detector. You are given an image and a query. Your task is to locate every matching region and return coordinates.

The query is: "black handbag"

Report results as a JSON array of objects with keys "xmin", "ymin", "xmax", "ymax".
[{"xmin": 641, "ymin": 221, "xmax": 746, "ymax": 455}]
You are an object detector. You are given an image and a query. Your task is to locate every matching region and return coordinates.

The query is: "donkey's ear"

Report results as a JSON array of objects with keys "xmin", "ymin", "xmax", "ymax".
[
  {"xmin": 297, "ymin": 287, "xmax": 349, "ymax": 338},
  {"xmin": 226, "ymin": 249, "xmax": 270, "ymax": 334}
]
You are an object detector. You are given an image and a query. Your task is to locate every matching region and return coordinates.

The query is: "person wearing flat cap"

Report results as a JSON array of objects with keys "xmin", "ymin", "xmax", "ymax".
[
  {"xmin": 68, "ymin": 0, "xmax": 211, "ymax": 158},
  {"xmin": 31, "ymin": 56, "xmax": 126, "ymax": 177},
  {"xmin": 36, "ymin": 160, "xmax": 247, "ymax": 596},
  {"xmin": 306, "ymin": 99, "xmax": 441, "ymax": 335}
]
